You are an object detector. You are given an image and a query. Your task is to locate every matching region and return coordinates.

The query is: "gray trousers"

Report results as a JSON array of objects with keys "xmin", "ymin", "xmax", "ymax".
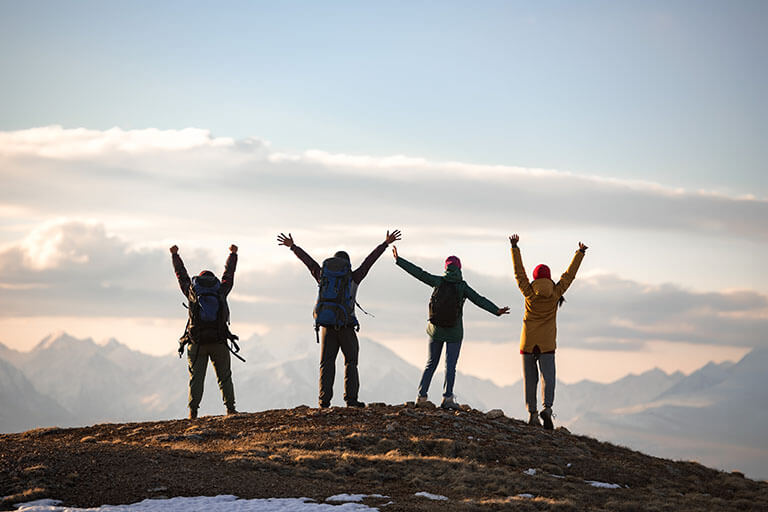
[{"xmin": 522, "ymin": 352, "xmax": 556, "ymax": 413}]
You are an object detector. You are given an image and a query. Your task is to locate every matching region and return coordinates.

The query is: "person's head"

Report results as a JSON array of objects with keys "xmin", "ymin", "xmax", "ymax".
[
  {"xmin": 532, "ymin": 264, "xmax": 551, "ymax": 281},
  {"xmin": 196, "ymin": 270, "xmax": 219, "ymax": 285},
  {"xmin": 445, "ymin": 255, "xmax": 461, "ymax": 270},
  {"xmin": 334, "ymin": 250, "xmax": 350, "ymax": 262}
]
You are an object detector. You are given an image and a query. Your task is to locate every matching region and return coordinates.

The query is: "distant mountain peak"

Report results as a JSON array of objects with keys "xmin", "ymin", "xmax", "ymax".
[{"xmin": 33, "ymin": 331, "xmax": 95, "ymax": 352}]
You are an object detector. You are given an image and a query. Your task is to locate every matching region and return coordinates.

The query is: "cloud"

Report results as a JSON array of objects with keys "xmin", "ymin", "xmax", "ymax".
[
  {"xmin": 0, "ymin": 125, "xmax": 239, "ymax": 158},
  {"xmin": 0, "ymin": 220, "xmax": 765, "ymax": 351},
  {"xmin": 0, "ymin": 126, "xmax": 766, "ymax": 241}
]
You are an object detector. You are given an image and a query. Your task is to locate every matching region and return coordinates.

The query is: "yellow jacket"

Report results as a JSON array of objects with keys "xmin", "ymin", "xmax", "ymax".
[{"xmin": 511, "ymin": 247, "xmax": 585, "ymax": 353}]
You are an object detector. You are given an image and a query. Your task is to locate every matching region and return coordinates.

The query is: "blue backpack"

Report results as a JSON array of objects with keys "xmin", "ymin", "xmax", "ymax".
[
  {"xmin": 313, "ymin": 256, "xmax": 358, "ymax": 341},
  {"xmin": 191, "ymin": 274, "xmax": 221, "ymax": 324}
]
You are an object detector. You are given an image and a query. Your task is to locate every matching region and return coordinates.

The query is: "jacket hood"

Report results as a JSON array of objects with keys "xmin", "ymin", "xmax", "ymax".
[
  {"xmin": 443, "ymin": 265, "xmax": 463, "ymax": 283},
  {"xmin": 532, "ymin": 278, "xmax": 554, "ymax": 297},
  {"xmin": 194, "ymin": 272, "xmax": 220, "ymax": 287}
]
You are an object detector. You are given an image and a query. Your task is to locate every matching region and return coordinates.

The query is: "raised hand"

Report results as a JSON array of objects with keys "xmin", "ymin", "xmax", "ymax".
[
  {"xmin": 230, "ymin": 244, "xmax": 238, "ymax": 253},
  {"xmin": 385, "ymin": 229, "xmax": 402, "ymax": 245},
  {"xmin": 497, "ymin": 306, "xmax": 510, "ymax": 316},
  {"xmin": 509, "ymin": 234, "xmax": 519, "ymax": 247},
  {"xmin": 579, "ymin": 242, "xmax": 588, "ymax": 253},
  {"xmin": 277, "ymin": 233, "xmax": 294, "ymax": 248},
  {"xmin": 169, "ymin": 245, "xmax": 179, "ymax": 254},
  {"xmin": 392, "ymin": 246, "xmax": 399, "ymax": 260}
]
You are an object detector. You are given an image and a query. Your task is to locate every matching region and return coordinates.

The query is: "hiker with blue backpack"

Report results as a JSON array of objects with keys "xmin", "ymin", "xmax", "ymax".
[
  {"xmin": 277, "ymin": 230, "xmax": 402, "ymax": 408},
  {"xmin": 509, "ymin": 234, "xmax": 587, "ymax": 429},
  {"xmin": 392, "ymin": 246, "xmax": 510, "ymax": 410},
  {"xmin": 171, "ymin": 244, "xmax": 241, "ymax": 419}
]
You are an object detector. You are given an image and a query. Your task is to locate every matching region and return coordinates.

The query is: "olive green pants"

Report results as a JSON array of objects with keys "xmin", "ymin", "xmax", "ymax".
[{"xmin": 187, "ymin": 342, "xmax": 235, "ymax": 411}]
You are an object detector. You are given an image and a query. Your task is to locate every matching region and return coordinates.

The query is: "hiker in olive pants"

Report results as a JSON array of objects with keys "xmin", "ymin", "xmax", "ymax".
[
  {"xmin": 171, "ymin": 244, "xmax": 238, "ymax": 419},
  {"xmin": 186, "ymin": 341, "xmax": 234, "ymax": 416}
]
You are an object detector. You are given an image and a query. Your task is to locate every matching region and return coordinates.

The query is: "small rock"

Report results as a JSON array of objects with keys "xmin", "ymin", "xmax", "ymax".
[
  {"xmin": 80, "ymin": 436, "xmax": 97, "ymax": 443},
  {"xmin": 459, "ymin": 404, "xmax": 472, "ymax": 411},
  {"xmin": 147, "ymin": 486, "xmax": 168, "ymax": 493},
  {"xmin": 404, "ymin": 401, "xmax": 416, "ymax": 408},
  {"xmin": 369, "ymin": 402, "xmax": 387, "ymax": 407},
  {"xmin": 385, "ymin": 422, "xmax": 397, "ymax": 432},
  {"xmin": 486, "ymin": 409, "xmax": 505, "ymax": 419}
]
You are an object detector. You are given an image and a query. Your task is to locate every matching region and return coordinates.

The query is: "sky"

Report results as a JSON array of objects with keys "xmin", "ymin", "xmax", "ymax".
[{"xmin": 0, "ymin": 1, "xmax": 766, "ymax": 386}]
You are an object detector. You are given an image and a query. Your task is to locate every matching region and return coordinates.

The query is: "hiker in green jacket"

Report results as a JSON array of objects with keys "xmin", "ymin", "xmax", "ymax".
[{"xmin": 393, "ymin": 246, "xmax": 509, "ymax": 409}]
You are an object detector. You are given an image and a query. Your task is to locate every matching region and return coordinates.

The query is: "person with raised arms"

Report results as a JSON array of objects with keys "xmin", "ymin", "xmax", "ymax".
[
  {"xmin": 392, "ymin": 246, "xmax": 509, "ymax": 410},
  {"xmin": 509, "ymin": 234, "xmax": 587, "ymax": 429},
  {"xmin": 277, "ymin": 230, "xmax": 401, "ymax": 408},
  {"xmin": 171, "ymin": 244, "xmax": 240, "ymax": 420}
]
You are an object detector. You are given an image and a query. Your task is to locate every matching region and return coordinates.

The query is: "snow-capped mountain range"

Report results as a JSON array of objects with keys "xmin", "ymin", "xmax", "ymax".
[{"xmin": 0, "ymin": 332, "xmax": 765, "ymax": 480}]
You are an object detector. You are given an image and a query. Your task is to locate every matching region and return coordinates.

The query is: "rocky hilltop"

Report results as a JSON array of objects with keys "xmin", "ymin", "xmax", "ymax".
[{"xmin": 1, "ymin": 404, "xmax": 766, "ymax": 511}]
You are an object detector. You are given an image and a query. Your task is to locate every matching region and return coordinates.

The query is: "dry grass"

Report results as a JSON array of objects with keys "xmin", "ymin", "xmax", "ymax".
[{"xmin": 1, "ymin": 404, "xmax": 766, "ymax": 511}]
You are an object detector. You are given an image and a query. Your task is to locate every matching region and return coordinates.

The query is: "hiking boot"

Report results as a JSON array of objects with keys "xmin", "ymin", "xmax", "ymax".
[
  {"xmin": 527, "ymin": 411, "xmax": 541, "ymax": 426},
  {"xmin": 416, "ymin": 395, "xmax": 429, "ymax": 406},
  {"xmin": 440, "ymin": 395, "xmax": 460, "ymax": 410},
  {"xmin": 226, "ymin": 408, "xmax": 239, "ymax": 415},
  {"xmin": 189, "ymin": 408, "xmax": 198, "ymax": 420},
  {"xmin": 318, "ymin": 401, "xmax": 330, "ymax": 409},
  {"xmin": 540, "ymin": 407, "xmax": 554, "ymax": 430},
  {"xmin": 346, "ymin": 400, "xmax": 366, "ymax": 408}
]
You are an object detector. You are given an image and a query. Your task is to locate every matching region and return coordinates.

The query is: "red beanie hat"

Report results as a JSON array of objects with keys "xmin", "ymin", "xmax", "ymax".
[
  {"xmin": 533, "ymin": 264, "xmax": 551, "ymax": 280},
  {"xmin": 445, "ymin": 255, "xmax": 461, "ymax": 270}
]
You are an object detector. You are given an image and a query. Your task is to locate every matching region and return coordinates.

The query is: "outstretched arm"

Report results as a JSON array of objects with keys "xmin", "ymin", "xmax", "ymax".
[
  {"xmin": 352, "ymin": 229, "xmax": 401, "ymax": 283},
  {"xmin": 220, "ymin": 244, "xmax": 238, "ymax": 296},
  {"xmin": 554, "ymin": 242, "xmax": 587, "ymax": 297},
  {"xmin": 509, "ymin": 234, "xmax": 533, "ymax": 298},
  {"xmin": 278, "ymin": 232, "xmax": 322, "ymax": 281},
  {"xmin": 394, "ymin": 250, "xmax": 442, "ymax": 288},
  {"xmin": 170, "ymin": 245, "xmax": 191, "ymax": 296},
  {"xmin": 464, "ymin": 284, "xmax": 509, "ymax": 316}
]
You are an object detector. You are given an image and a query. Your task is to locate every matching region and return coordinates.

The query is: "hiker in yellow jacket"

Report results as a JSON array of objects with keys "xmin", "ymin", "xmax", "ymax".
[{"xmin": 509, "ymin": 234, "xmax": 587, "ymax": 429}]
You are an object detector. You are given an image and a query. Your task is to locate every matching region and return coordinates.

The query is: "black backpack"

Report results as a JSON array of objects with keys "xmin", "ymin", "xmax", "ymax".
[
  {"xmin": 178, "ymin": 272, "xmax": 244, "ymax": 361},
  {"xmin": 428, "ymin": 279, "xmax": 463, "ymax": 327},
  {"xmin": 187, "ymin": 273, "xmax": 226, "ymax": 344}
]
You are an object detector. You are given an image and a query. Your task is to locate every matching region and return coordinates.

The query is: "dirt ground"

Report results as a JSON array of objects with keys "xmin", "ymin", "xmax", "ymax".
[{"xmin": 1, "ymin": 403, "xmax": 766, "ymax": 511}]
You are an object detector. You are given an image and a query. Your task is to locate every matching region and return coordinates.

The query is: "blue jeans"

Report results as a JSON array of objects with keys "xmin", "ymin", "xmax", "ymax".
[{"xmin": 418, "ymin": 339, "xmax": 462, "ymax": 398}]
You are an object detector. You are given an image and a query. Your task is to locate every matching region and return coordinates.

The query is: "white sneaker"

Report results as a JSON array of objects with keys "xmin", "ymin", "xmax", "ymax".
[{"xmin": 440, "ymin": 395, "xmax": 460, "ymax": 410}]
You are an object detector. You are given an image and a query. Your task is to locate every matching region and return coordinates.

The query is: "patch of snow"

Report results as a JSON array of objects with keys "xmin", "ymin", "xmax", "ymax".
[
  {"xmin": 15, "ymin": 495, "xmax": 380, "ymax": 511},
  {"xmin": 516, "ymin": 493, "xmax": 534, "ymax": 498},
  {"xmin": 550, "ymin": 474, "xmax": 565, "ymax": 479},
  {"xmin": 325, "ymin": 494, "xmax": 388, "ymax": 503},
  {"xmin": 585, "ymin": 480, "xmax": 623, "ymax": 489},
  {"xmin": 414, "ymin": 492, "xmax": 448, "ymax": 501},
  {"xmin": 523, "ymin": 468, "xmax": 536, "ymax": 476},
  {"xmin": 15, "ymin": 499, "xmax": 63, "ymax": 508}
]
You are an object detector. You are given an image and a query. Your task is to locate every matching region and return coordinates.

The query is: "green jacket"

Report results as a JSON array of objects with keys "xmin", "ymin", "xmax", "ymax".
[{"xmin": 396, "ymin": 256, "xmax": 501, "ymax": 343}]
